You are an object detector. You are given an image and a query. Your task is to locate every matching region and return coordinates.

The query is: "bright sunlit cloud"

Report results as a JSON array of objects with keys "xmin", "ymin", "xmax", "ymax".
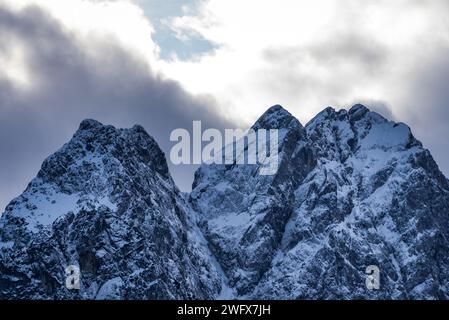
[
  {"xmin": 159, "ymin": 0, "xmax": 449, "ymax": 125},
  {"xmin": 3, "ymin": 0, "xmax": 160, "ymax": 67},
  {"xmin": 0, "ymin": 42, "xmax": 31, "ymax": 88},
  {"xmin": 3, "ymin": 0, "xmax": 449, "ymax": 126}
]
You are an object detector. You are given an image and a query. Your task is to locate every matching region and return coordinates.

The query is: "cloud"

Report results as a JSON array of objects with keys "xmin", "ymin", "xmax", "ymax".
[
  {"xmin": 158, "ymin": 0, "xmax": 449, "ymax": 174},
  {"xmin": 0, "ymin": 1, "xmax": 234, "ymax": 211},
  {"xmin": 159, "ymin": 0, "xmax": 449, "ymax": 118},
  {"xmin": 399, "ymin": 49, "xmax": 449, "ymax": 177},
  {"xmin": 1, "ymin": 0, "xmax": 449, "ymax": 212}
]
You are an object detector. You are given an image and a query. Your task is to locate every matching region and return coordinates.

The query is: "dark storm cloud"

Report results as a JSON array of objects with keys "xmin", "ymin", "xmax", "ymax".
[
  {"xmin": 401, "ymin": 51, "xmax": 449, "ymax": 177},
  {"xmin": 0, "ymin": 4, "xmax": 234, "ymax": 211}
]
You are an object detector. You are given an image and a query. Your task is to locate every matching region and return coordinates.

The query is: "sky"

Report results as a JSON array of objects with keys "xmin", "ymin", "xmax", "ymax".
[{"xmin": 1, "ymin": 0, "xmax": 449, "ymax": 211}]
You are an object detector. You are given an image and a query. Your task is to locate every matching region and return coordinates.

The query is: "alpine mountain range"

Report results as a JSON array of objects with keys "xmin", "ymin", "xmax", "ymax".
[{"xmin": 1, "ymin": 104, "xmax": 449, "ymax": 300}]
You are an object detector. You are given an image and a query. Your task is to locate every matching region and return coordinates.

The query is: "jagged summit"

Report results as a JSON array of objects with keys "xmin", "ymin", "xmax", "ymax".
[
  {"xmin": 77, "ymin": 118, "xmax": 151, "ymax": 136},
  {"xmin": 78, "ymin": 118, "xmax": 105, "ymax": 131},
  {"xmin": 307, "ymin": 104, "xmax": 374, "ymax": 127},
  {"xmin": 348, "ymin": 103, "xmax": 369, "ymax": 115},
  {"xmin": 40, "ymin": 119, "xmax": 170, "ymax": 187},
  {"xmin": 0, "ymin": 119, "xmax": 224, "ymax": 299},
  {"xmin": 192, "ymin": 104, "xmax": 449, "ymax": 299},
  {"xmin": 2, "ymin": 105, "xmax": 449, "ymax": 300},
  {"xmin": 252, "ymin": 104, "xmax": 302, "ymax": 130}
]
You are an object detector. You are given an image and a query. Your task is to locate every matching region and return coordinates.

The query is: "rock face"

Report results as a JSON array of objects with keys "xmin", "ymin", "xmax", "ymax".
[
  {"xmin": 1, "ymin": 104, "xmax": 449, "ymax": 300},
  {"xmin": 191, "ymin": 104, "xmax": 449, "ymax": 299},
  {"xmin": 0, "ymin": 120, "xmax": 223, "ymax": 299},
  {"xmin": 190, "ymin": 105, "xmax": 316, "ymax": 295}
]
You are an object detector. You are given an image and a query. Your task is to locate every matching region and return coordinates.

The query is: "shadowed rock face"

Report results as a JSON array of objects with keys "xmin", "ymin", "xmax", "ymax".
[
  {"xmin": 2, "ymin": 104, "xmax": 449, "ymax": 300},
  {"xmin": 0, "ymin": 119, "xmax": 222, "ymax": 299},
  {"xmin": 192, "ymin": 104, "xmax": 449, "ymax": 299},
  {"xmin": 190, "ymin": 105, "xmax": 317, "ymax": 295}
]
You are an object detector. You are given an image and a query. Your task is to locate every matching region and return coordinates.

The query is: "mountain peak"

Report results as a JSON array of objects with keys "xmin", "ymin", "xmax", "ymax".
[
  {"xmin": 252, "ymin": 104, "xmax": 302, "ymax": 130},
  {"xmin": 78, "ymin": 118, "xmax": 104, "ymax": 131},
  {"xmin": 305, "ymin": 106, "xmax": 338, "ymax": 128},
  {"xmin": 266, "ymin": 104, "xmax": 287, "ymax": 112},
  {"xmin": 0, "ymin": 121, "xmax": 222, "ymax": 300},
  {"xmin": 37, "ymin": 119, "xmax": 170, "ymax": 190},
  {"xmin": 348, "ymin": 103, "xmax": 370, "ymax": 119},
  {"xmin": 2, "ymin": 105, "xmax": 449, "ymax": 300}
]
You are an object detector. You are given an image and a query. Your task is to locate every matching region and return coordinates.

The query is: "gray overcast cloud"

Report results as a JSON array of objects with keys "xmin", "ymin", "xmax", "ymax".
[{"xmin": 0, "ymin": 2, "xmax": 233, "ymax": 211}]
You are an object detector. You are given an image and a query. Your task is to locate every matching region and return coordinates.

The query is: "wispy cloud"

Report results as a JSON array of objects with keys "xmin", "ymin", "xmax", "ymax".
[
  {"xmin": 1, "ymin": 0, "xmax": 449, "ymax": 211},
  {"xmin": 159, "ymin": 0, "xmax": 449, "ymax": 175},
  {"xmin": 0, "ymin": 1, "xmax": 233, "ymax": 211}
]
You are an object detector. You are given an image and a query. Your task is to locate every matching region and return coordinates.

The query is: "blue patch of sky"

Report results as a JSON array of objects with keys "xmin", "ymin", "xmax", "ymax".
[{"xmin": 135, "ymin": 0, "xmax": 216, "ymax": 60}]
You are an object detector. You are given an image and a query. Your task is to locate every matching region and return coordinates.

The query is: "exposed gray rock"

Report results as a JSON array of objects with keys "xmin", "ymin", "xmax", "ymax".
[
  {"xmin": 190, "ymin": 105, "xmax": 316, "ymax": 295},
  {"xmin": 2, "ymin": 104, "xmax": 449, "ymax": 300},
  {"xmin": 192, "ymin": 105, "xmax": 449, "ymax": 299},
  {"xmin": 0, "ymin": 119, "xmax": 223, "ymax": 299}
]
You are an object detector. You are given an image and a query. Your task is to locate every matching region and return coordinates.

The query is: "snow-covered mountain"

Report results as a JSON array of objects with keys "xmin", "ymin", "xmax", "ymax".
[
  {"xmin": 0, "ymin": 119, "xmax": 225, "ymax": 299},
  {"xmin": 190, "ymin": 105, "xmax": 316, "ymax": 295},
  {"xmin": 1, "ymin": 105, "xmax": 449, "ymax": 299},
  {"xmin": 253, "ymin": 105, "xmax": 449, "ymax": 299},
  {"xmin": 192, "ymin": 104, "xmax": 449, "ymax": 299}
]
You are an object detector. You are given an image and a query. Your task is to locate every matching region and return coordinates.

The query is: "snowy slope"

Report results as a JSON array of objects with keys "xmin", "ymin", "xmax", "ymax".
[
  {"xmin": 1, "ymin": 104, "xmax": 449, "ymax": 300},
  {"xmin": 192, "ymin": 104, "xmax": 449, "ymax": 299},
  {"xmin": 190, "ymin": 105, "xmax": 316, "ymax": 295},
  {"xmin": 0, "ymin": 119, "xmax": 223, "ymax": 299}
]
